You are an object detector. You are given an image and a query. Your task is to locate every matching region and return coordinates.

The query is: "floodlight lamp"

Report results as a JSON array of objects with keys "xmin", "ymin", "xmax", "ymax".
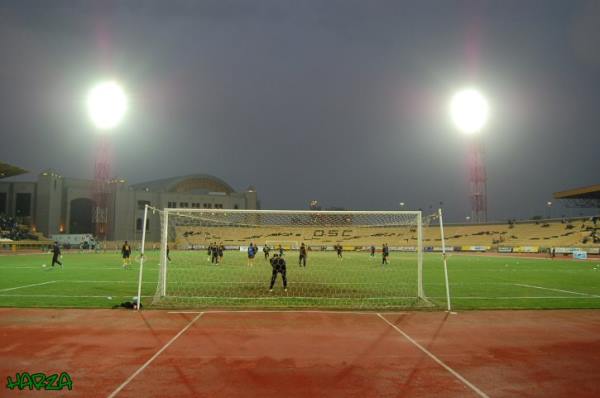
[
  {"xmin": 450, "ymin": 88, "xmax": 489, "ymax": 135},
  {"xmin": 86, "ymin": 81, "xmax": 128, "ymax": 131}
]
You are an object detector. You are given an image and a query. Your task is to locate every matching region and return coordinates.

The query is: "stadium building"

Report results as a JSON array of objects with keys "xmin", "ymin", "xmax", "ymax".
[{"xmin": 0, "ymin": 169, "xmax": 258, "ymax": 242}]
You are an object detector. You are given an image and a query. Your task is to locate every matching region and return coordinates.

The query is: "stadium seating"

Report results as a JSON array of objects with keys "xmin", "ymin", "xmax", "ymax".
[
  {"xmin": 171, "ymin": 217, "xmax": 600, "ymax": 250},
  {"xmin": 0, "ymin": 215, "xmax": 38, "ymax": 241}
]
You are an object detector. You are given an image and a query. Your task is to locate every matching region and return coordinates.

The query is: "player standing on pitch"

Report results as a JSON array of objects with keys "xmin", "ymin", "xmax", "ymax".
[
  {"xmin": 278, "ymin": 244, "xmax": 284, "ymax": 257},
  {"xmin": 335, "ymin": 243, "xmax": 343, "ymax": 260},
  {"xmin": 121, "ymin": 240, "xmax": 132, "ymax": 269},
  {"xmin": 299, "ymin": 242, "xmax": 307, "ymax": 267},
  {"xmin": 370, "ymin": 245, "xmax": 376, "ymax": 258},
  {"xmin": 247, "ymin": 242, "xmax": 256, "ymax": 266},
  {"xmin": 211, "ymin": 243, "xmax": 219, "ymax": 264},
  {"xmin": 263, "ymin": 244, "xmax": 271, "ymax": 260},
  {"xmin": 382, "ymin": 243, "xmax": 389, "ymax": 265},
  {"xmin": 50, "ymin": 241, "xmax": 63, "ymax": 269},
  {"xmin": 269, "ymin": 254, "xmax": 288, "ymax": 292},
  {"xmin": 218, "ymin": 242, "xmax": 225, "ymax": 263}
]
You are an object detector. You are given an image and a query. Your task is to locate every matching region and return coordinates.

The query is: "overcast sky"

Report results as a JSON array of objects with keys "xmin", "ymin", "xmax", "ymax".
[{"xmin": 1, "ymin": 0, "xmax": 599, "ymax": 221}]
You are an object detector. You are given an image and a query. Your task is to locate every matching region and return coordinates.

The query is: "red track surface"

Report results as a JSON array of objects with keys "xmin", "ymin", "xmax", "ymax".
[{"xmin": 1, "ymin": 309, "xmax": 599, "ymax": 397}]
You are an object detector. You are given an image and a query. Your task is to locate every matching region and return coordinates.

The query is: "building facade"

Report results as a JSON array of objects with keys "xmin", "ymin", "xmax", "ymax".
[{"xmin": 0, "ymin": 171, "xmax": 259, "ymax": 241}]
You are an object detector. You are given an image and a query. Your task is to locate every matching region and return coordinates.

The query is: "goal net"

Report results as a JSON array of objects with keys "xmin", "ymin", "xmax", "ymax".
[{"xmin": 140, "ymin": 208, "xmax": 430, "ymax": 309}]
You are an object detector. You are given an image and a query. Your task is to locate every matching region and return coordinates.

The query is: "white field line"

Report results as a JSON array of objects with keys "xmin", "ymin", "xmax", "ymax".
[
  {"xmin": 107, "ymin": 312, "xmax": 204, "ymax": 398},
  {"xmin": 452, "ymin": 253, "xmax": 600, "ymax": 262},
  {"xmin": 0, "ymin": 294, "xmax": 153, "ymax": 298},
  {"xmin": 57, "ymin": 280, "xmax": 156, "ymax": 284},
  {"xmin": 160, "ymin": 295, "xmax": 600, "ymax": 301},
  {"xmin": 439, "ymin": 296, "xmax": 600, "ymax": 300},
  {"xmin": 7, "ymin": 267, "xmax": 132, "ymax": 270},
  {"xmin": 2, "ymin": 294, "xmax": 597, "ymax": 300},
  {"xmin": 0, "ymin": 281, "xmax": 57, "ymax": 292},
  {"xmin": 513, "ymin": 283, "xmax": 600, "ymax": 298},
  {"xmin": 377, "ymin": 313, "xmax": 489, "ymax": 398},
  {"xmin": 205, "ymin": 309, "xmax": 401, "ymax": 315},
  {"xmin": 0, "ymin": 252, "xmax": 48, "ymax": 257},
  {"xmin": 165, "ymin": 295, "xmax": 418, "ymax": 300}
]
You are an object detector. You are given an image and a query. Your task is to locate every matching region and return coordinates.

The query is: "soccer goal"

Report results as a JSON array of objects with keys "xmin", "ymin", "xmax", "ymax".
[{"xmin": 136, "ymin": 207, "xmax": 439, "ymax": 309}]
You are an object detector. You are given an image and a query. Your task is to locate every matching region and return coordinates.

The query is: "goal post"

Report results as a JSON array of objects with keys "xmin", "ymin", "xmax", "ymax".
[{"xmin": 141, "ymin": 207, "xmax": 432, "ymax": 309}]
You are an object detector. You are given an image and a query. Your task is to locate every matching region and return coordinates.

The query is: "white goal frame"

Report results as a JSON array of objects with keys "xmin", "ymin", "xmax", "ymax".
[{"xmin": 137, "ymin": 206, "xmax": 426, "ymax": 309}]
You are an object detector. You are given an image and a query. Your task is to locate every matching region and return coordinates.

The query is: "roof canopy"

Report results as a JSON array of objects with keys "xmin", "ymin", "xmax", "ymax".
[
  {"xmin": 554, "ymin": 185, "xmax": 600, "ymax": 200},
  {"xmin": 554, "ymin": 184, "xmax": 600, "ymax": 208},
  {"xmin": 0, "ymin": 162, "xmax": 27, "ymax": 179},
  {"xmin": 131, "ymin": 174, "xmax": 235, "ymax": 194}
]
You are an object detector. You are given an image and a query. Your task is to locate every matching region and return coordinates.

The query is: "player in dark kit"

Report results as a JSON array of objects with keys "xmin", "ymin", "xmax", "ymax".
[
  {"xmin": 218, "ymin": 243, "xmax": 224, "ymax": 263},
  {"xmin": 278, "ymin": 244, "xmax": 284, "ymax": 257},
  {"xmin": 166, "ymin": 245, "xmax": 172, "ymax": 261},
  {"xmin": 207, "ymin": 243, "xmax": 212, "ymax": 262},
  {"xmin": 263, "ymin": 244, "xmax": 271, "ymax": 260},
  {"xmin": 269, "ymin": 254, "xmax": 288, "ymax": 292},
  {"xmin": 121, "ymin": 241, "xmax": 132, "ymax": 268},
  {"xmin": 211, "ymin": 243, "xmax": 219, "ymax": 264},
  {"xmin": 370, "ymin": 245, "xmax": 376, "ymax": 258},
  {"xmin": 382, "ymin": 243, "xmax": 389, "ymax": 265},
  {"xmin": 51, "ymin": 241, "xmax": 63, "ymax": 268},
  {"xmin": 335, "ymin": 244, "xmax": 343, "ymax": 259},
  {"xmin": 298, "ymin": 243, "xmax": 307, "ymax": 267}
]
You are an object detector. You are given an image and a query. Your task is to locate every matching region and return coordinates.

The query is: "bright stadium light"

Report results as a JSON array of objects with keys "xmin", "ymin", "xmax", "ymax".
[
  {"xmin": 86, "ymin": 81, "xmax": 128, "ymax": 130},
  {"xmin": 450, "ymin": 88, "xmax": 489, "ymax": 134}
]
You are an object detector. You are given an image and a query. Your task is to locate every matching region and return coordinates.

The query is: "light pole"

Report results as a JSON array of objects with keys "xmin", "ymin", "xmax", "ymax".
[
  {"xmin": 399, "ymin": 202, "xmax": 405, "ymax": 210},
  {"xmin": 546, "ymin": 201, "xmax": 553, "ymax": 219},
  {"xmin": 86, "ymin": 80, "xmax": 128, "ymax": 240},
  {"xmin": 450, "ymin": 88, "xmax": 490, "ymax": 223}
]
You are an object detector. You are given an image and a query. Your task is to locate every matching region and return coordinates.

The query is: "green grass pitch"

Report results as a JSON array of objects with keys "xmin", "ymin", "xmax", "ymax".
[{"xmin": 1, "ymin": 250, "xmax": 599, "ymax": 310}]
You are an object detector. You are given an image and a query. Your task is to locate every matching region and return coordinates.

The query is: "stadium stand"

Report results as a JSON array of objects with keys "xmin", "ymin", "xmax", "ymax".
[
  {"xmin": 425, "ymin": 217, "xmax": 599, "ymax": 248},
  {"xmin": 0, "ymin": 215, "xmax": 39, "ymax": 241},
  {"xmin": 169, "ymin": 217, "xmax": 599, "ymax": 251}
]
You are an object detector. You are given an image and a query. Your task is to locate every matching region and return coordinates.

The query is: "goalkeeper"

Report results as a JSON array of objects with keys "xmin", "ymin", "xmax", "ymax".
[{"xmin": 269, "ymin": 254, "xmax": 288, "ymax": 292}]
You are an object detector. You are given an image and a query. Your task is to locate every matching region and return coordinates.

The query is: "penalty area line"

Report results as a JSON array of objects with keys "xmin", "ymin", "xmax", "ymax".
[
  {"xmin": 513, "ymin": 283, "xmax": 600, "ymax": 298},
  {"xmin": 0, "ymin": 280, "xmax": 57, "ymax": 292},
  {"xmin": 107, "ymin": 312, "xmax": 204, "ymax": 398},
  {"xmin": 168, "ymin": 310, "xmax": 407, "ymax": 315},
  {"xmin": 376, "ymin": 313, "xmax": 489, "ymax": 398}
]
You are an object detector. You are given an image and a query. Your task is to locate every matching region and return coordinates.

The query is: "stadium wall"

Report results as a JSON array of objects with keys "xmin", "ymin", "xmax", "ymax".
[{"xmin": 0, "ymin": 171, "xmax": 258, "ymax": 242}]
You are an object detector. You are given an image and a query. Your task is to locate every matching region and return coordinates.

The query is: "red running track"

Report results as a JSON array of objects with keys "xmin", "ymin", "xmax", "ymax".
[{"xmin": 1, "ymin": 308, "xmax": 599, "ymax": 397}]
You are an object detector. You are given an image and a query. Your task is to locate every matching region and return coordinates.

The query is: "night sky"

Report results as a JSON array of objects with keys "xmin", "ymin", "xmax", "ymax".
[{"xmin": 1, "ymin": 0, "xmax": 599, "ymax": 221}]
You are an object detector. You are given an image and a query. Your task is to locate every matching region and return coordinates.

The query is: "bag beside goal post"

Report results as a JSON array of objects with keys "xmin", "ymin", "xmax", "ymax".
[{"xmin": 140, "ymin": 208, "xmax": 432, "ymax": 309}]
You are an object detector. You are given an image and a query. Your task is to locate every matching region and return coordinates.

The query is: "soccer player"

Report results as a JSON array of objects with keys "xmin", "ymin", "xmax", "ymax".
[
  {"xmin": 370, "ymin": 245, "xmax": 376, "ymax": 258},
  {"xmin": 50, "ymin": 241, "xmax": 63, "ymax": 268},
  {"xmin": 382, "ymin": 243, "xmax": 389, "ymax": 265},
  {"xmin": 278, "ymin": 244, "xmax": 284, "ymax": 257},
  {"xmin": 263, "ymin": 244, "xmax": 271, "ymax": 260},
  {"xmin": 121, "ymin": 240, "xmax": 132, "ymax": 268},
  {"xmin": 299, "ymin": 242, "xmax": 307, "ymax": 267},
  {"xmin": 269, "ymin": 254, "xmax": 288, "ymax": 292},
  {"xmin": 166, "ymin": 245, "xmax": 172, "ymax": 261},
  {"xmin": 247, "ymin": 242, "xmax": 256, "ymax": 266},
  {"xmin": 335, "ymin": 243, "xmax": 343, "ymax": 259},
  {"xmin": 218, "ymin": 242, "xmax": 225, "ymax": 263},
  {"xmin": 211, "ymin": 243, "xmax": 219, "ymax": 264}
]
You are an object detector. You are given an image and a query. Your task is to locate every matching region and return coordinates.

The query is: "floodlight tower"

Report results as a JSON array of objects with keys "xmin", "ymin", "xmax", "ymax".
[
  {"xmin": 86, "ymin": 81, "xmax": 128, "ymax": 239},
  {"xmin": 450, "ymin": 88, "xmax": 490, "ymax": 223}
]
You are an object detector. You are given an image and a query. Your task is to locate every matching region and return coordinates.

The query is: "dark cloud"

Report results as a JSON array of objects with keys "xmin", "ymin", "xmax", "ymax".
[{"xmin": 1, "ymin": 0, "xmax": 598, "ymax": 221}]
